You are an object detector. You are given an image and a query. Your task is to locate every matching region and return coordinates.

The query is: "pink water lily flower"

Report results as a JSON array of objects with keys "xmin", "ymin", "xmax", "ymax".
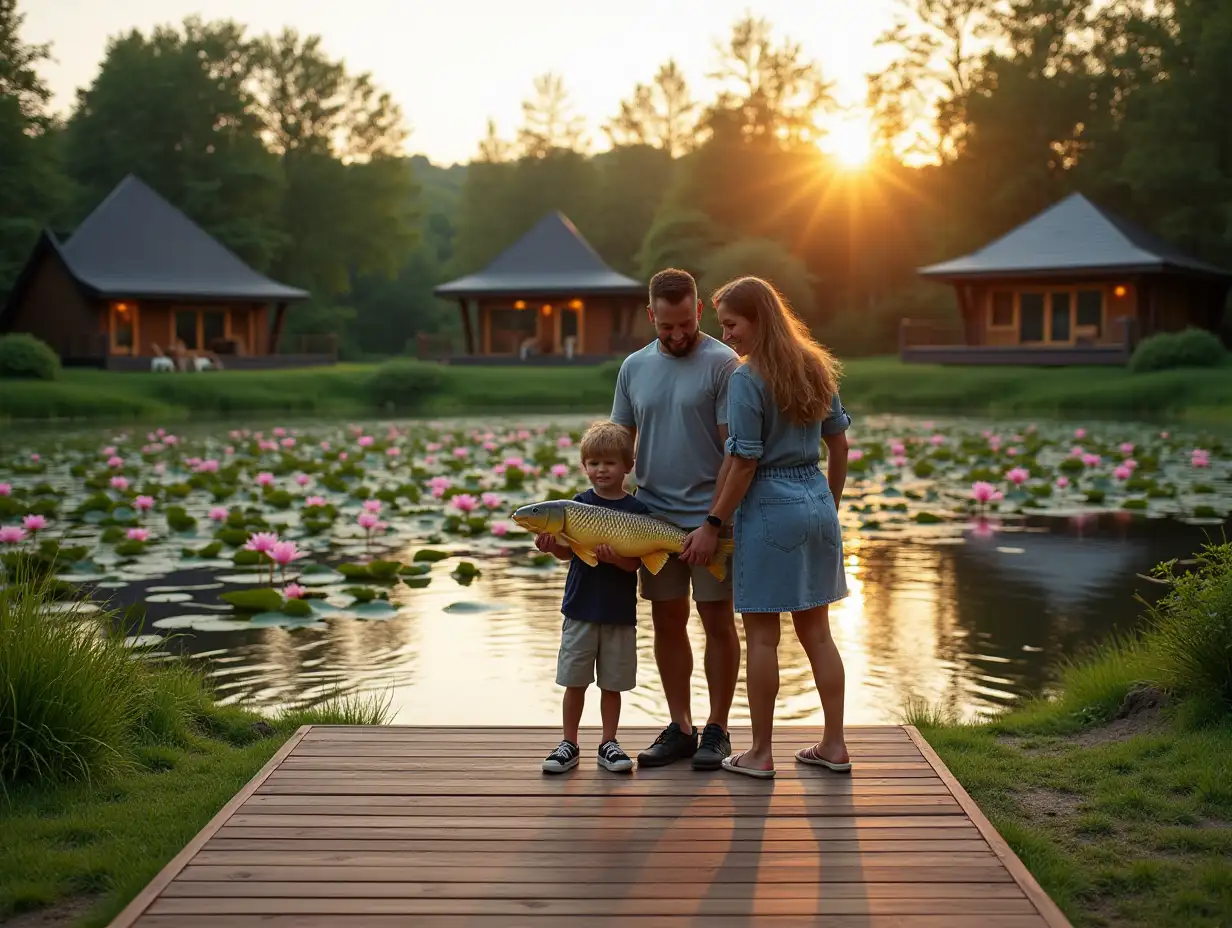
[
  {"xmin": 283, "ymin": 583, "xmax": 306, "ymax": 600},
  {"xmin": 1055, "ymin": 476, "xmax": 1070, "ymax": 489},
  {"xmin": 22, "ymin": 514, "xmax": 47, "ymax": 533},
  {"xmin": 163, "ymin": 436, "xmax": 178, "ymax": 446},
  {"xmin": 481, "ymin": 492, "xmax": 502, "ymax": 509},
  {"xmin": 256, "ymin": 472, "xmax": 275, "ymax": 487},
  {"xmin": 504, "ymin": 456, "xmax": 525, "ymax": 469},
  {"xmin": 269, "ymin": 541, "xmax": 306, "ymax": 567},
  {"xmin": 0, "ymin": 483, "xmax": 10, "ymax": 497},
  {"xmin": 134, "ymin": 495, "xmax": 155, "ymax": 512},
  {"xmin": 1082, "ymin": 453, "xmax": 1102, "ymax": 467},
  {"xmin": 452, "ymin": 494, "xmax": 479, "ymax": 513},
  {"xmin": 357, "ymin": 512, "xmax": 381, "ymax": 530},
  {"xmin": 102, "ymin": 446, "xmax": 116, "ymax": 456},
  {"xmin": 557, "ymin": 436, "xmax": 573, "ymax": 448},
  {"xmin": 280, "ymin": 438, "xmax": 296, "ymax": 449},
  {"xmin": 1113, "ymin": 465, "xmax": 1133, "ymax": 481},
  {"xmin": 153, "ymin": 463, "xmax": 166, "ymax": 476},
  {"xmin": 30, "ymin": 453, "xmax": 39, "ymax": 462},
  {"xmin": 929, "ymin": 434, "xmax": 945, "ymax": 446},
  {"xmin": 0, "ymin": 526, "xmax": 27, "ymax": 544},
  {"xmin": 1006, "ymin": 467, "xmax": 1029, "ymax": 486},
  {"xmin": 453, "ymin": 447, "xmax": 469, "ymax": 458},
  {"xmin": 107, "ymin": 455, "xmax": 124, "ymax": 469},
  {"xmin": 426, "ymin": 443, "xmax": 442, "ymax": 453},
  {"xmin": 208, "ymin": 507, "xmax": 229, "ymax": 522},
  {"xmin": 551, "ymin": 464, "xmax": 570, "ymax": 478},
  {"xmin": 273, "ymin": 427, "xmax": 287, "ymax": 437},
  {"xmin": 362, "ymin": 499, "xmax": 382, "ymax": 513},
  {"xmin": 1191, "ymin": 449, "xmax": 1210, "ymax": 468},
  {"xmin": 970, "ymin": 482, "xmax": 1003, "ymax": 507},
  {"xmin": 889, "ymin": 441, "xmax": 905, "ymax": 456},
  {"xmin": 1119, "ymin": 442, "xmax": 1134, "ymax": 455},
  {"xmin": 483, "ymin": 441, "xmax": 498, "ymax": 452},
  {"xmin": 197, "ymin": 459, "xmax": 219, "ymax": 473},
  {"xmin": 890, "ymin": 455, "xmax": 907, "ymax": 467},
  {"xmin": 386, "ymin": 447, "xmax": 401, "ymax": 457},
  {"xmin": 358, "ymin": 436, "xmax": 374, "ymax": 448},
  {"xmin": 126, "ymin": 528, "xmax": 149, "ymax": 542},
  {"xmin": 244, "ymin": 532, "xmax": 280, "ymax": 553},
  {"xmin": 296, "ymin": 474, "xmax": 311, "ymax": 486},
  {"xmin": 304, "ymin": 496, "xmax": 327, "ymax": 508},
  {"xmin": 111, "ymin": 476, "xmax": 129, "ymax": 491},
  {"xmin": 490, "ymin": 522, "xmax": 509, "ymax": 536},
  {"xmin": 1074, "ymin": 428, "xmax": 1087, "ymax": 439}
]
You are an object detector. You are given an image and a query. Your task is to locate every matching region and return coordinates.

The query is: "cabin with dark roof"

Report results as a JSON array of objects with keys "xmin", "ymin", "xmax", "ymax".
[
  {"xmin": 433, "ymin": 211, "xmax": 650, "ymax": 364},
  {"xmin": 0, "ymin": 175, "xmax": 331, "ymax": 370},
  {"xmin": 903, "ymin": 193, "xmax": 1232, "ymax": 365}
]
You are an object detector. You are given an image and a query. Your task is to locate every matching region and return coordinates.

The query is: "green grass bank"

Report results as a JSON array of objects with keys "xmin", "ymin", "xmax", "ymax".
[
  {"xmin": 1, "ymin": 356, "xmax": 1231, "ymax": 425},
  {"xmin": 913, "ymin": 542, "xmax": 1232, "ymax": 927},
  {"xmin": 0, "ymin": 573, "xmax": 392, "ymax": 927}
]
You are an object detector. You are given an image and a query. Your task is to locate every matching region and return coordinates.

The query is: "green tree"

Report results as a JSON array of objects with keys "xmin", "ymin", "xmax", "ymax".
[
  {"xmin": 636, "ymin": 208, "xmax": 726, "ymax": 282},
  {"xmin": 0, "ymin": 0, "xmax": 71, "ymax": 294},
  {"xmin": 517, "ymin": 73, "xmax": 587, "ymax": 158},
  {"xmin": 604, "ymin": 60, "xmax": 699, "ymax": 157},
  {"xmin": 698, "ymin": 238, "xmax": 818, "ymax": 335}
]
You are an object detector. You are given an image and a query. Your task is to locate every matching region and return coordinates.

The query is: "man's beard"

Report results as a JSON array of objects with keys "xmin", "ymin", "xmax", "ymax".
[{"xmin": 659, "ymin": 329, "xmax": 700, "ymax": 357}]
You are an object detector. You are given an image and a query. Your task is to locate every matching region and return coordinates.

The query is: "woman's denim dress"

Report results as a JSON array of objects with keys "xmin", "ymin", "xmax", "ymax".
[{"xmin": 724, "ymin": 366, "xmax": 851, "ymax": 614}]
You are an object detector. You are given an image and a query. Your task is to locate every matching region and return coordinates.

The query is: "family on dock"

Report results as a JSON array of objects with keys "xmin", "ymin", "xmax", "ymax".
[{"xmin": 536, "ymin": 268, "xmax": 852, "ymax": 780}]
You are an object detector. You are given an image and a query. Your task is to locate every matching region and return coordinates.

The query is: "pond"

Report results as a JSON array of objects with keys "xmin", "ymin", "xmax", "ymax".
[{"xmin": 2, "ymin": 412, "xmax": 1229, "ymax": 726}]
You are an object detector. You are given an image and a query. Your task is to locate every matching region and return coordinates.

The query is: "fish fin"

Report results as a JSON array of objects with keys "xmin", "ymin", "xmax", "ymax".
[
  {"xmin": 640, "ymin": 549, "xmax": 670, "ymax": 575},
  {"xmin": 559, "ymin": 534, "xmax": 599, "ymax": 568},
  {"xmin": 705, "ymin": 537, "xmax": 735, "ymax": 583}
]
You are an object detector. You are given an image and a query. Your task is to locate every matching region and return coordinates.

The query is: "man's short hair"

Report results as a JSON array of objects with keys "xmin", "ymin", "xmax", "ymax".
[
  {"xmin": 579, "ymin": 420, "xmax": 634, "ymax": 469},
  {"xmin": 649, "ymin": 268, "xmax": 697, "ymax": 307}
]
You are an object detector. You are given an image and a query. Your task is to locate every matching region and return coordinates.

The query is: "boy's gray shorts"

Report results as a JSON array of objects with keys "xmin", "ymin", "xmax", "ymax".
[{"xmin": 556, "ymin": 617, "xmax": 636, "ymax": 692}]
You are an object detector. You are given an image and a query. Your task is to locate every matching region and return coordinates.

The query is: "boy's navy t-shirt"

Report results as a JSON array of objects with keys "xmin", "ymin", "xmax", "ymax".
[{"xmin": 561, "ymin": 489, "xmax": 651, "ymax": 627}]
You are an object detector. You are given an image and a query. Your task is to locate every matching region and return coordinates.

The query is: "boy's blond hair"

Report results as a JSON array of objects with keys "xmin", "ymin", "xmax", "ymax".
[{"xmin": 579, "ymin": 420, "xmax": 634, "ymax": 469}]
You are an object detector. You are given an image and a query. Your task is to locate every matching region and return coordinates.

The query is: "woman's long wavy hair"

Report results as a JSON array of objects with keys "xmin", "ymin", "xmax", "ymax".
[{"xmin": 712, "ymin": 276, "xmax": 843, "ymax": 425}]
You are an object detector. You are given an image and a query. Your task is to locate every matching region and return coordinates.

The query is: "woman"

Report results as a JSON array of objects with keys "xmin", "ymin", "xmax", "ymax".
[{"xmin": 688, "ymin": 276, "xmax": 852, "ymax": 779}]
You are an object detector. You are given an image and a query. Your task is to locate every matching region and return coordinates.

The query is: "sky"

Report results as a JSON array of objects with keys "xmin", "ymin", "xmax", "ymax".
[{"xmin": 23, "ymin": 0, "xmax": 907, "ymax": 166}]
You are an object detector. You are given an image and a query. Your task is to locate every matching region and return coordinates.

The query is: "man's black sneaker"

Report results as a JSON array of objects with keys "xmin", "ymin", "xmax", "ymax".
[
  {"xmin": 542, "ymin": 740, "xmax": 580, "ymax": 773},
  {"xmin": 597, "ymin": 740, "xmax": 633, "ymax": 772},
  {"xmin": 636, "ymin": 722, "xmax": 698, "ymax": 767},
  {"xmin": 692, "ymin": 722, "xmax": 732, "ymax": 770}
]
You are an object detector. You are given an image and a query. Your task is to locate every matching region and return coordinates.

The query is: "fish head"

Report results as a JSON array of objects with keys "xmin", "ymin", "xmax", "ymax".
[{"xmin": 510, "ymin": 500, "xmax": 567, "ymax": 535}]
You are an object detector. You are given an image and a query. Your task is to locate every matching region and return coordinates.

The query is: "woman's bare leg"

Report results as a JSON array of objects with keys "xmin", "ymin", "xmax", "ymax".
[
  {"xmin": 792, "ymin": 604, "xmax": 849, "ymax": 764},
  {"xmin": 734, "ymin": 612, "xmax": 780, "ymax": 770}
]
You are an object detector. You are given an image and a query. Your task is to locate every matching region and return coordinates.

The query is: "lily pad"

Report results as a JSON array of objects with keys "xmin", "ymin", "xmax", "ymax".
[
  {"xmin": 412, "ymin": 548, "xmax": 451, "ymax": 562},
  {"xmin": 220, "ymin": 588, "xmax": 285, "ymax": 613}
]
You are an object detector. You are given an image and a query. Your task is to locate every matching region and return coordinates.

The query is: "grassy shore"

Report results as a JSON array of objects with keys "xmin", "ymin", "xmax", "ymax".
[
  {"xmin": 914, "ymin": 544, "xmax": 1232, "ymax": 927},
  {"xmin": 0, "ymin": 573, "xmax": 391, "ymax": 927},
  {"xmin": 1, "ymin": 356, "xmax": 1230, "ymax": 424}
]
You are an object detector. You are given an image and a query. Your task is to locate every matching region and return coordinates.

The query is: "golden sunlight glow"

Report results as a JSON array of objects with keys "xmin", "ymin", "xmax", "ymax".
[{"xmin": 824, "ymin": 113, "xmax": 874, "ymax": 169}]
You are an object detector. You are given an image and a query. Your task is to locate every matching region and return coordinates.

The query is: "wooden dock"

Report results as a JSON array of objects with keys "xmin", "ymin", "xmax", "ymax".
[{"xmin": 109, "ymin": 725, "xmax": 1071, "ymax": 927}]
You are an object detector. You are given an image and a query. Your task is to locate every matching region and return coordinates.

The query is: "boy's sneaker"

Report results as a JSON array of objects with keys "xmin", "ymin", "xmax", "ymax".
[
  {"xmin": 692, "ymin": 722, "xmax": 732, "ymax": 770},
  {"xmin": 636, "ymin": 722, "xmax": 698, "ymax": 767},
  {"xmin": 542, "ymin": 740, "xmax": 580, "ymax": 773},
  {"xmin": 597, "ymin": 740, "xmax": 633, "ymax": 772}
]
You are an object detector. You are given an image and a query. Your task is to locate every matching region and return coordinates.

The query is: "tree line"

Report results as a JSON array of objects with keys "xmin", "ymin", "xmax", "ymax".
[{"xmin": 1, "ymin": 0, "xmax": 1229, "ymax": 358}]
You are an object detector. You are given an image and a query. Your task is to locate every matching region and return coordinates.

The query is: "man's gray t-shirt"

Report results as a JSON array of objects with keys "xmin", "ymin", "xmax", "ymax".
[{"xmin": 610, "ymin": 334, "xmax": 740, "ymax": 528}]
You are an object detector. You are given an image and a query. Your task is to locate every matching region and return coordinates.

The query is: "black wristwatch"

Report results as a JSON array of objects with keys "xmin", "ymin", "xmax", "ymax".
[{"xmin": 705, "ymin": 514, "xmax": 722, "ymax": 529}]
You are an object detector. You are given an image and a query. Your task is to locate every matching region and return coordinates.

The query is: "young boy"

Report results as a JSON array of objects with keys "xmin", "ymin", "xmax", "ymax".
[{"xmin": 537, "ymin": 420, "xmax": 650, "ymax": 774}]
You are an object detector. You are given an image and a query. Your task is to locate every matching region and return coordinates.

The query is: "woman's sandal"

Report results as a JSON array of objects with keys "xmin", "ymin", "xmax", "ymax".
[
  {"xmin": 794, "ymin": 743, "xmax": 852, "ymax": 773},
  {"xmin": 720, "ymin": 751, "xmax": 776, "ymax": 779}
]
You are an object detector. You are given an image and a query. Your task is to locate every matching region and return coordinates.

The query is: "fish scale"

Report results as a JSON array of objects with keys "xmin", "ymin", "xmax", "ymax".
[{"xmin": 511, "ymin": 499, "xmax": 733, "ymax": 581}]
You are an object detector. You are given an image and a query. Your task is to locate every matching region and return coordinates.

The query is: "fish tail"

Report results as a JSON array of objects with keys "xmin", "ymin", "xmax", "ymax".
[{"xmin": 705, "ymin": 537, "xmax": 735, "ymax": 583}]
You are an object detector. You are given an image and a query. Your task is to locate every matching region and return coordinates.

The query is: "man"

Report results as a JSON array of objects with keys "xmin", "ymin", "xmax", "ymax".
[{"xmin": 610, "ymin": 267, "xmax": 742, "ymax": 770}]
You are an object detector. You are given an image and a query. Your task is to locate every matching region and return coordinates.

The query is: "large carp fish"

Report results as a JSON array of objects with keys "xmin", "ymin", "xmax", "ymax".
[{"xmin": 511, "ymin": 499, "xmax": 734, "ymax": 581}]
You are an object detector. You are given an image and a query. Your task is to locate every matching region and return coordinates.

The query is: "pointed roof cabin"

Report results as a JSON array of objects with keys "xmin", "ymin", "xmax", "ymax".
[
  {"xmin": 904, "ymin": 193, "xmax": 1232, "ymax": 365},
  {"xmin": 434, "ymin": 212, "xmax": 647, "ymax": 362},
  {"xmin": 1, "ymin": 175, "xmax": 316, "ymax": 368}
]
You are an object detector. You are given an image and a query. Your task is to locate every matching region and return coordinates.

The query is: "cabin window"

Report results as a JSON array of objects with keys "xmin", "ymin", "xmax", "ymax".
[
  {"xmin": 109, "ymin": 301, "xmax": 137, "ymax": 355},
  {"xmin": 202, "ymin": 310, "xmax": 227, "ymax": 349},
  {"xmin": 1076, "ymin": 290, "xmax": 1103, "ymax": 336},
  {"xmin": 175, "ymin": 310, "xmax": 198, "ymax": 350},
  {"xmin": 989, "ymin": 292, "xmax": 1014, "ymax": 328},
  {"xmin": 1049, "ymin": 292, "xmax": 1072, "ymax": 342},
  {"xmin": 1019, "ymin": 293, "xmax": 1045, "ymax": 343}
]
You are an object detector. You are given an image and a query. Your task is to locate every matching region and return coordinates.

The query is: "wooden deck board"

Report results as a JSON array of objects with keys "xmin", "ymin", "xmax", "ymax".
[{"xmin": 107, "ymin": 725, "xmax": 1071, "ymax": 927}]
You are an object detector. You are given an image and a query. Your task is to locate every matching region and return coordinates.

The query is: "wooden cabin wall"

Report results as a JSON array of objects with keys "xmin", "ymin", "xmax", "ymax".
[
  {"xmin": 972, "ymin": 279, "xmax": 1138, "ymax": 347},
  {"xmin": 3, "ymin": 252, "xmax": 97, "ymax": 355}
]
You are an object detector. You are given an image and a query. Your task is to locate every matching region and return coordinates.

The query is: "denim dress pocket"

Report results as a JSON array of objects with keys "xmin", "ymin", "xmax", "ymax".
[{"xmin": 759, "ymin": 496, "xmax": 809, "ymax": 552}]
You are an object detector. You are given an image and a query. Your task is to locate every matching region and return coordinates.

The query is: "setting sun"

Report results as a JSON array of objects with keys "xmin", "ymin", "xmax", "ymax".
[{"xmin": 825, "ymin": 115, "xmax": 874, "ymax": 168}]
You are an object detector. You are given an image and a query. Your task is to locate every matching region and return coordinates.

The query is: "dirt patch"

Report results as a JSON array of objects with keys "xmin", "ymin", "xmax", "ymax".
[
  {"xmin": 0, "ymin": 896, "xmax": 100, "ymax": 928},
  {"xmin": 1071, "ymin": 684, "xmax": 1170, "ymax": 749},
  {"xmin": 1016, "ymin": 787, "xmax": 1083, "ymax": 821}
]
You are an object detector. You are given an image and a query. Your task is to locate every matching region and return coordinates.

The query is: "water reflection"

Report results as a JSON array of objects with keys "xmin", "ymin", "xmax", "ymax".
[{"xmin": 146, "ymin": 510, "xmax": 1227, "ymax": 726}]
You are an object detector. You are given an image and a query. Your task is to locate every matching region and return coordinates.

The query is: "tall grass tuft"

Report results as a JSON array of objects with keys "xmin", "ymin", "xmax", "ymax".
[
  {"xmin": 1141, "ymin": 541, "xmax": 1232, "ymax": 715},
  {"xmin": 0, "ymin": 573, "xmax": 143, "ymax": 788},
  {"xmin": 276, "ymin": 688, "xmax": 394, "ymax": 728}
]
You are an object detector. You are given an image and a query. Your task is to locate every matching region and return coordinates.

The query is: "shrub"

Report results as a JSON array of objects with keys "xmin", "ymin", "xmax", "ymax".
[
  {"xmin": 698, "ymin": 238, "xmax": 818, "ymax": 337},
  {"xmin": 0, "ymin": 333, "xmax": 61, "ymax": 381},
  {"xmin": 1129, "ymin": 328, "xmax": 1228, "ymax": 374},
  {"xmin": 367, "ymin": 359, "xmax": 445, "ymax": 408},
  {"xmin": 1141, "ymin": 541, "xmax": 1232, "ymax": 714}
]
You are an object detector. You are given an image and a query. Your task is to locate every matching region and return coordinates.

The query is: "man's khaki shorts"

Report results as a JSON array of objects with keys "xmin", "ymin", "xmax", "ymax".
[
  {"xmin": 639, "ymin": 552, "xmax": 733, "ymax": 603},
  {"xmin": 556, "ymin": 617, "xmax": 637, "ymax": 692}
]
